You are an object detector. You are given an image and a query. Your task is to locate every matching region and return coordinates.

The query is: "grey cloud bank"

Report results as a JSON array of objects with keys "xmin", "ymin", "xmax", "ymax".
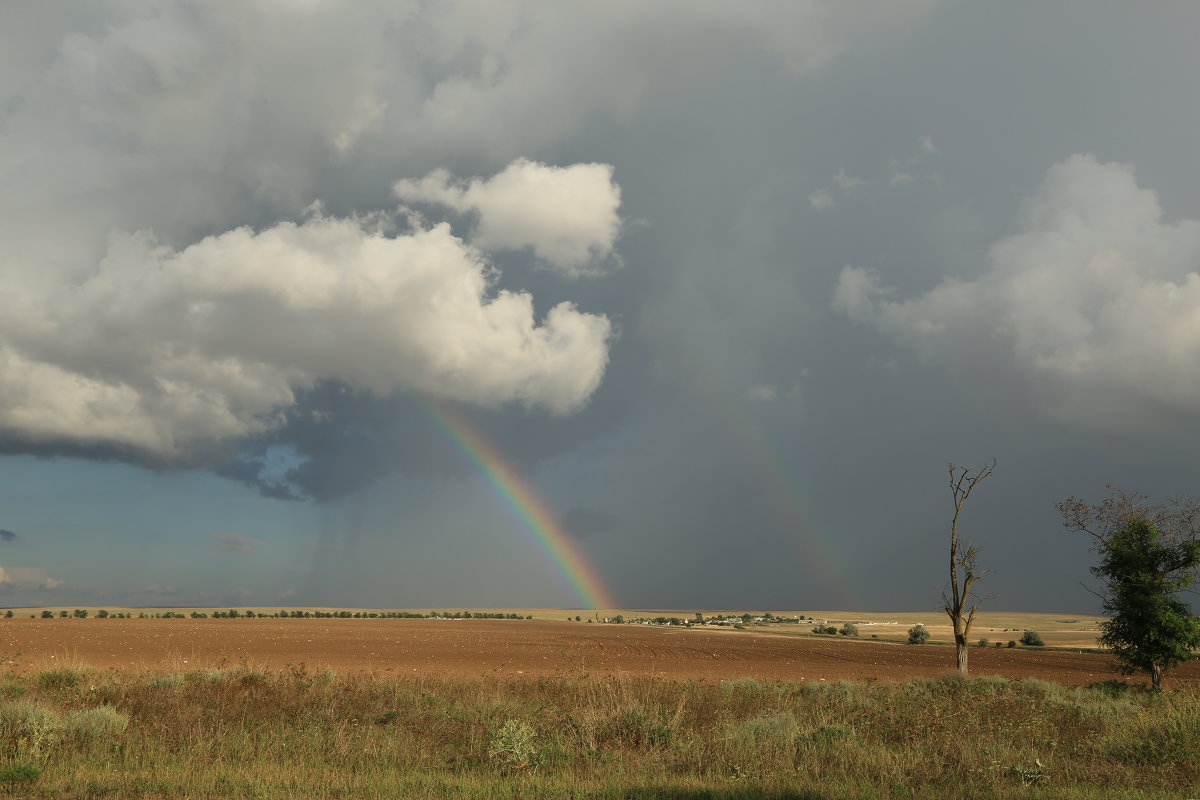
[
  {"xmin": 836, "ymin": 155, "xmax": 1200, "ymax": 432},
  {"xmin": 1, "ymin": 2, "xmax": 1198, "ymax": 611}
]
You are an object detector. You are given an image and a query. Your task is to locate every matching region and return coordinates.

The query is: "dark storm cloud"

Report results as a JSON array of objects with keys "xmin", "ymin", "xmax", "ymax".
[
  {"xmin": 216, "ymin": 375, "xmax": 639, "ymax": 502},
  {"xmin": 3, "ymin": 3, "xmax": 1200, "ymax": 612},
  {"xmin": 0, "ymin": 530, "xmax": 16, "ymax": 542}
]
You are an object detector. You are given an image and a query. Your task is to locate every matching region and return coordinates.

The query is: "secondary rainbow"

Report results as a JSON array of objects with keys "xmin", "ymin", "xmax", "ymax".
[
  {"xmin": 422, "ymin": 399, "xmax": 615, "ymax": 610},
  {"xmin": 667, "ymin": 342, "xmax": 858, "ymax": 609}
]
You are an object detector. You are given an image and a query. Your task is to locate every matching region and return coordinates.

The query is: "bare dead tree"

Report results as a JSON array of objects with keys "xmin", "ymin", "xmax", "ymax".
[
  {"xmin": 942, "ymin": 459, "xmax": 995, "ymax": 678},
  {"xmin": 1058, "ymin": 486, "xmax": 1200, "ymax": 546}
]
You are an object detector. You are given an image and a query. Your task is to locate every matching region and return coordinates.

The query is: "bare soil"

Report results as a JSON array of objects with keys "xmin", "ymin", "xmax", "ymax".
[{"xmin": 4, "ymin": 617, "xmax": 1197, "ymax": 687}]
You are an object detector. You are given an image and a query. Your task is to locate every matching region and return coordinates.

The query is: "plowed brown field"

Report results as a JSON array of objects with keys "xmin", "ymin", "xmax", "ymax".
[{"xmin": 5, "ymin": 618, "xmax": 1199, "ymax": 687}]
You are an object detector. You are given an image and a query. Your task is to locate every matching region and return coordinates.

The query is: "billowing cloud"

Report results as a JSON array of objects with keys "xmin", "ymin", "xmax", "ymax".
[
  {"xmin": 0, "ymin": 530, "xmax": 16, "ymax": 542},
  {"xmin": 809, "ymin": 190, "xmax": 834, "ymax": 211},
  {"xmin": 0, "ymin": 203, "xmax": 612, "ymax": 466},
  {"xmin": 393, "ymin": 159, "xmax": 622, "ymax": 276},
  {"xmin": 834, "ymin": 154, "xmax": 1200, "ymax": 430},
  {"xmin": 0, "ymin": 565, "xmax": 62, "ymax": 592},
  {"xmin": 0, "ymin": 1, "xmax": 923, "ymax": 498}
]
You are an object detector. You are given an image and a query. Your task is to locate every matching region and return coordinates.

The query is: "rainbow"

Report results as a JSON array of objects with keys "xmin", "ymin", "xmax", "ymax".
[
  {"xmin": 667, "ymin": 343, "xmax": 857, "ymax": 609},
  {"xmin": 421, "ymin": 399, "xmax": 615, "ymax": 610}
]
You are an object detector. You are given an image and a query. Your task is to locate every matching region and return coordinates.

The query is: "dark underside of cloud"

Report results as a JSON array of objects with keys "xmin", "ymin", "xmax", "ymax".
[{"xmin": 214, "ymin": 377, "xmax": 634, "ymax": 503}]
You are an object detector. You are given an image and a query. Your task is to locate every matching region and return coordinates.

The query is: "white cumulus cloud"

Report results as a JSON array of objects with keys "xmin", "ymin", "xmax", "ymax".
[
  {"xmin": 0, "ymin": 565, "xmax": 63, "ymax": 592},
  {"xmin": 393, "ymin": 159, "xmax": 622, "ymax": 276},
  {"xmin": 809, "ymin": 189, "xmax": 835, "ymax": 211},
  {"xmin": 834, "ymin": 154, "xmax": 1200, "ymax": 430},
  {"xmin": 0, "ymin": 210, "xmax": 613, "ymax": 465}
]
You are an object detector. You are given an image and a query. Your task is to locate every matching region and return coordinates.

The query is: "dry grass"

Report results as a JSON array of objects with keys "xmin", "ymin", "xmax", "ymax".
[{"xmin": 0, "ymin": 663, "xmax": 1192, "ymax": 798}]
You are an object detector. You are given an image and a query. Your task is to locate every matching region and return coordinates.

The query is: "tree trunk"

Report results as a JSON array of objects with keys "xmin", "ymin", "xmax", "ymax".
[
  {"xmin": 1151, "ymin": 662, "xmax": 1163, "ymax": 691},
  {"xmin": 956, "ymin": 635, "xmax": 969, "ymax": 678}
]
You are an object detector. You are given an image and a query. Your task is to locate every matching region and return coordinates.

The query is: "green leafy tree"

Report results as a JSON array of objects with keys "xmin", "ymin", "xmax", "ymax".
[
  {"xmin": 1059, "ymin": 488, "xmax": 1200, "ymax": 690},
  {"xmin": 1092, "ymin": 520, "xmax": 1199, "ymax": 689},
  {"xmin": 907, "ymin": 624, "xmax": 929, "ymax": 645}
]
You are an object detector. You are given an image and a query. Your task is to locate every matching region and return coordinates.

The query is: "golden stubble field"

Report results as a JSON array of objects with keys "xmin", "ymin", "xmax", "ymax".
[{"xmin": 1, "ymin": 608, "xmax": 1195, "ymax": 688}]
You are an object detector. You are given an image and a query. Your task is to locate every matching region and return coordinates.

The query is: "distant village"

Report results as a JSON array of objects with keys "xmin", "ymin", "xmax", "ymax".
[{"xmin": 576, "ymin": 612, "xmax": 810, "ymax": 627}]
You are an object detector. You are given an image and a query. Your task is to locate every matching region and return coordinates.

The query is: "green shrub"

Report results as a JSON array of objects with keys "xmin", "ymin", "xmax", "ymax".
[
  {"xmin": 839, "ymin": 623, "xmax": 859, "ymax": 637},
  {"xmin": 0, "ymin": 761, "xmax": 41, "ymax": 784},
  {"xmin": 907, "ymin": 625, "xmax": 930, "ymax": 645},
  {"xmin": 35, "ymin": 668, "xmax": 83, "ymax": 692},
  {"xmin": 1021, "ymin": 630, "xmax": 1045, "ymax": 647},
  {"xmin": 149, "ymin": 673, "xmax": 185, "ymax": 689},
  {"xmin": 63, "ymin": 705, "xmax": 127, "ymax": 743},
  {"xmin": 977, "ymin": 638, "xmax": 989, "ymax": 648},
  {"xmin": 487, "ymin": 719, "xmax": 540, "ymax": 773},
  {"xmin": 1007, "ymin": 640, "xmax": 1017, "ymax": 648},
  {"xmin": 0, "ymin": 701, "xmax": 63, "ymax": 758}
]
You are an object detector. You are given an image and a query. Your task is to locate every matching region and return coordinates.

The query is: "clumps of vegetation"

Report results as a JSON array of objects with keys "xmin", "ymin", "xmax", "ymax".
[
  {"xmin": 35, "ymin": 667, "xmax": 85, "ymax": 692},
  {"xmin": 487, "ymin": 719, "xmax": 541, "ymax": 774},
  {"xmin": 0, "ymin": 760, "xmax": 41, "ymax": 785},
  {"xmin": 0, "ymin": 666, "xmax": 1191, "ymax": 797},
  {"xmin": 12, "ymin": 608, "xmax": 539, "ymax": 620},
  {"xmin": 907, "ymin": 624, "xmax": 930, "ymax": 645},
  {"xmin": 839, "ymin": 623, "xmax": 859, "ymax": 637},
  {"xmin": 1021, "ymin": 630, "xmax": 1046, "ymax": 647},
  {"xmin": 0, "ymin": 699, "xmax": 127, "ymax": 759},
  {"xmin": 9, "ymin": 608, "xmax": 831, "ymax": 627},
  {"xmin": 149, "ymin": 673, "xmax": 186, "ymax": 689}
]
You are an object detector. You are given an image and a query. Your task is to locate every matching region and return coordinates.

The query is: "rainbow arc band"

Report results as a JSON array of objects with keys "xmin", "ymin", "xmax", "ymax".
[
  {"xmin": 423, "ymin": 399, "xmax": 615, "ymax": 610},
  {"xmin": 667, "ymin": 344, "xmax": 854, "ymax": 609}
]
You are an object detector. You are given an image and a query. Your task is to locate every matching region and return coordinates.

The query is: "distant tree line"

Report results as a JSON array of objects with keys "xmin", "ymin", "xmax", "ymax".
[{"xmin": 6, "ymin": 609, "xmax": 536, "ymax": 620}]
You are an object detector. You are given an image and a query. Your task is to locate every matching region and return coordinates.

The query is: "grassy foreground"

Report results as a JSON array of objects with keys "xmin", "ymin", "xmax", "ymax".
[{"xmin": 0, "ymin": 665, "xmax": 1194, "ymax": 799}]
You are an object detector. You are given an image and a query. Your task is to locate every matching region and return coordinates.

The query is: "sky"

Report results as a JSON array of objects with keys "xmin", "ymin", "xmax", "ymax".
[{"xmin": 2, "ymin": 2, "xmax": 1199, "ymax": 612}]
